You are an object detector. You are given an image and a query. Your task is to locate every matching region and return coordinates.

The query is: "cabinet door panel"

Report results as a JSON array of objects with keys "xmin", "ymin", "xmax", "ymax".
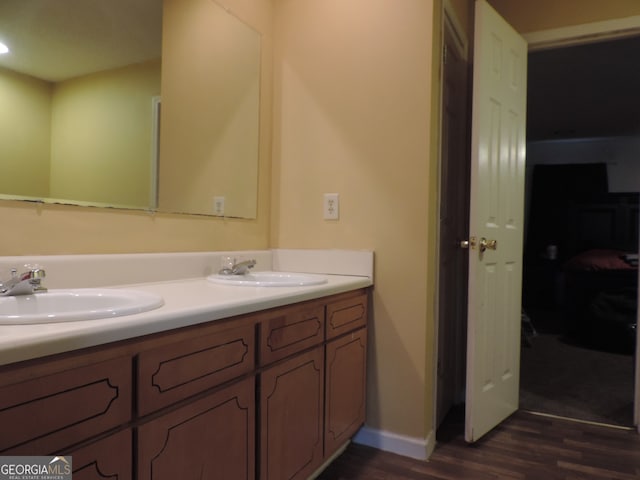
[
  {"xmin": 0, "ymin": 356, "xmax": 131, "ymax": 454},
  {"xmin": 260, "ymin": 347, "xmax": 324, "ymax": 480},
  {"xmin": 325, "ymin": 328, "xmax": 367, "ymax": 456},
  {"xmin": 326, "ymin": 292, "xmax": 368, "ymax": 340},
  {"xmin": 138, "ymin": 323, "xmax": 255, "ymax": 415},
  {"xmin": 70, "ymin": 429, "xmax": 132, "ymax": 480},
  {"xmin": 138, "ymin": 377, "xmax": 255, "ymax": 480}
]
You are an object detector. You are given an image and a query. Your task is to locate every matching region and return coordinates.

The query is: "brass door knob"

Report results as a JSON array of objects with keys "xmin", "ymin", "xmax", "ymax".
[{"xmin": 479, "ymin": 238, "xmax": 497, "ymax": 252}]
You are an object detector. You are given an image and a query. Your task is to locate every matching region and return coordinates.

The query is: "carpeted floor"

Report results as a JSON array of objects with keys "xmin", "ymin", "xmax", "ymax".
[{"xmin": 520, "ymin": 309, "xmax": 635, "ymax": 426}]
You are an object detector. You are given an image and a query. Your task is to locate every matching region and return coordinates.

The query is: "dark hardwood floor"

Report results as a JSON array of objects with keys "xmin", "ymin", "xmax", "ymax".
[{"xmin": 316, "ymin": 410, "xmax": 640, "ymax": 479}]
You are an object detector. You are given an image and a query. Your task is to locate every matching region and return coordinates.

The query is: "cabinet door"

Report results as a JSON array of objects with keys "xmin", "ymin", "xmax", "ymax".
[
  {"xmin": 70, "ymin": 429, "xmax": 132, "ymax": 480},
  {"xmin": 137, "ymin": 377, "xmax": 255, "ymax": 480},
  {"xmin": 325, "ymin": 328, "xmax": 367, "ymax": 456},
  {"xmin": 260, "ymin": 347, "xmax": 324, "ymax": 480}
]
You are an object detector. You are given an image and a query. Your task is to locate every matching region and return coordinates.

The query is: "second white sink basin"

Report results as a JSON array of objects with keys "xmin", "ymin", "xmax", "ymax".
[
  {"xmin": 0, "ymin": 289, "xmax": 164, "ymax": 325},
  {"xmin": 207, "ymin": 271, "xmax": 328, "ymax": 287}
]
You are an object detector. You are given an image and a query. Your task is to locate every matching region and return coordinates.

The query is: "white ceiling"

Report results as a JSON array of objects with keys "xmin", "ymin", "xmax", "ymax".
[{"xmin": 0, "ymin": 0, "xmax": 162, "ymax": 82}]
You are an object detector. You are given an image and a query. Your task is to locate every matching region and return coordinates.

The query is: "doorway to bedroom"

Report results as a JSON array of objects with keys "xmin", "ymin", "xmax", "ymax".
[{"xmin": 519, "ymin": 34, "xmax": 640, "ymax": 427}]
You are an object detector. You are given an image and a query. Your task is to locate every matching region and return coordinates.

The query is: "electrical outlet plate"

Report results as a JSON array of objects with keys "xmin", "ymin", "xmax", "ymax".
[
  {"xmin": 213, "ymin": 196, "xmax": 225, "ymax": 216},
  {"xmin": 323, "ymin": 193, "xmax": 339, "ymax": 220}
]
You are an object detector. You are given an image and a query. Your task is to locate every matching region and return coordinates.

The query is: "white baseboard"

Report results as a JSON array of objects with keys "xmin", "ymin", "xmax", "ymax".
[{"xmin": 352, "ymin": 426, "xmax": 434, "ymax": 461}]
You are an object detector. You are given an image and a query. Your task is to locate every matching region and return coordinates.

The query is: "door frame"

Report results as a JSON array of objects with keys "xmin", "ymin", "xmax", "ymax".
[
  {"xmin": 434, "ymin": 0, "xmax": 471, "ymax": 429},
  {"xmin": 523, "ymin": 15, "xmax": 640, "ymax": 432},
  {"xmin": 433, "ymin": 9, "xmax": 640, "ymax": 435},
  {"xmin": 433, "ymin": 0, "xmax": 470, "ymax": 433},
  {"xmin": 524, "ymin": 15, "xmax": 640, "ymax": 51}
]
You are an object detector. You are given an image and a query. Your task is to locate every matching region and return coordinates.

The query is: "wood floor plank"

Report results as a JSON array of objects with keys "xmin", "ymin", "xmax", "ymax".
[{"xmin": 316, "ymin": 411, "xmax": 640, "ymax": 480}]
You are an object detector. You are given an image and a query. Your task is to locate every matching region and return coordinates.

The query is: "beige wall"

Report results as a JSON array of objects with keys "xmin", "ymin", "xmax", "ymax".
[
  {"xmin": 50, "ymin": 60, "xmax": 160, "ymax": 207},
  {"xmin": 488, "ymin": 0, "xmax": 640, "ymax": 33},
  {"xmin": 0, "ymin": 67, "xmax": 51, "ymax": 197},
  {"xmin": 272, "ymin": 0, "xmax": 439, "ymax": 440},
  {"xmin": 0, "ymin": 0, "xmax": 273, "ymax": 255}
]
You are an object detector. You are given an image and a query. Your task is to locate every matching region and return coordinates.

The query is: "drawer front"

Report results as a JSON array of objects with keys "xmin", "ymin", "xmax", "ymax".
[
  {"xmin": 326, "ymin": 292, "xmax": 368, "ymax": 340},
  {"xmin": 259, "ymin": 303, "xmax": 325, "ymax": 366},
  {"xmin": 138, "ymin": 323, "xmax": 255, "ymax": 415},
  {"xmin": 0, "ymin": 356, "xmax": 132, "ymax": 454}
]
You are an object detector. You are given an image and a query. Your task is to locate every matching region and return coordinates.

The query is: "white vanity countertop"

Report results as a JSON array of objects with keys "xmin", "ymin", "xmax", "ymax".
[{"xmin": 0, "ymin": 273, "xmax": 372, "ymax": 366}]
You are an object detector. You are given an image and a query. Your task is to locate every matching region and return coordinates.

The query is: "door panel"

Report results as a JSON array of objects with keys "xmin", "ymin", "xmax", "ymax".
[{"xmin": 465, "ymin": 0, "xmax": 527, "ymax": 443}]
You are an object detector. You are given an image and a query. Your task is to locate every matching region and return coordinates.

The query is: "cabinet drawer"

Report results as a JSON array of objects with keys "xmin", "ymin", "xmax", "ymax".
[
  {"xmin": 70, "ymin": 428, "xmax": 132, "ymax": 480},
  {"xmin": 259, "ymin": 302, "xmax": 324, "ymax": 366},
  {"xmin": 0, "ymin": 356, "xmax": 132, "ymax": 454},
  {"xmin": 326, "ymin": 291, "xmax": 368, "ymax": 340},
  {"xmin": 138, "ymin": 323, "xmax": 255, "ymax": 415}
]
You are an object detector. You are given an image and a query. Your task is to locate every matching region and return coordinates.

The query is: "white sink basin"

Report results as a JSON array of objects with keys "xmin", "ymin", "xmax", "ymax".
[
  {"xmin": 207, "ymin": 271, "xmax": 328, "ymax": 287},
  {"xmin": 0, "ymin": 289, "xmax": 164, "ymax": 325}
]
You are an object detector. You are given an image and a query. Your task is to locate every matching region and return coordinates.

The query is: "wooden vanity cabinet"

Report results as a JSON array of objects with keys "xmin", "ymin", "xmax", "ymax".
[
  {"xmin": 259, "ymin": 289, "xmax": 369, "ymax": 480},
  {"xmin": 135, "ymin": 316, "xmax": 258, "ymax": 480},
  {"xmin": 258, "ymin": 299, "xmax": 327, "ymax": 480},
  {"xmin": 324, "ymin": 291, "xmax": 368, "ymax": 458},
  {"xmin": 0, "ymin": 288, "xmax": 370, "ymax": 480}
]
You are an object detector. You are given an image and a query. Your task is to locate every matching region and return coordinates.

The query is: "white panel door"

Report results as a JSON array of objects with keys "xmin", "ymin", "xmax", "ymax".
[{"xmin": 465, "ymin": 0, "xmax": 527, "ymax": 443}]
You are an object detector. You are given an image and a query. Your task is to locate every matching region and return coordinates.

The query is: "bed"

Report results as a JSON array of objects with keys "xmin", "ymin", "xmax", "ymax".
[{"xmin": 562, "ymin": 194, "xmax": 639, "ymax": 353}]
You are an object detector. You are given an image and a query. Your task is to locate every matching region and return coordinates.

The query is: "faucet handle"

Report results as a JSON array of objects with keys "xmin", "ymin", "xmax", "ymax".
[
  {"xmin": 25, "ymin": 264, "xmax": 47, "ymax": 292},
  {"xmin": 24, "ymin": 264, "xmax": 46, "ymax": 276},
  {"xmin": 16, "ymin": 264, "xmax": 46, "ymax": 285},
  {"xmin": 219, "ymin": 256, "xmax": 236, "ymax": 275}
]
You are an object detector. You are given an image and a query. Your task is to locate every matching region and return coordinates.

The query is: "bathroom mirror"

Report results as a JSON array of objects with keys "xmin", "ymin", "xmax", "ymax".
[
  {"xmin": 0, "ymin": 0, "xmax": 260, "ymax": 218},
  {"xmin": 158, "ymin": 0, "xmax": 260, "ymax": 218}
]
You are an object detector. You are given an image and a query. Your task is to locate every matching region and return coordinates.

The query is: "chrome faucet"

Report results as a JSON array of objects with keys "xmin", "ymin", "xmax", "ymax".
[
  {"xmin": 0, "ymin": 266, "xmax": 47, "ymax": 296},
  {"xmin": 218, "ymin": 258, "xmax": 257, "ymax": 275}
]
